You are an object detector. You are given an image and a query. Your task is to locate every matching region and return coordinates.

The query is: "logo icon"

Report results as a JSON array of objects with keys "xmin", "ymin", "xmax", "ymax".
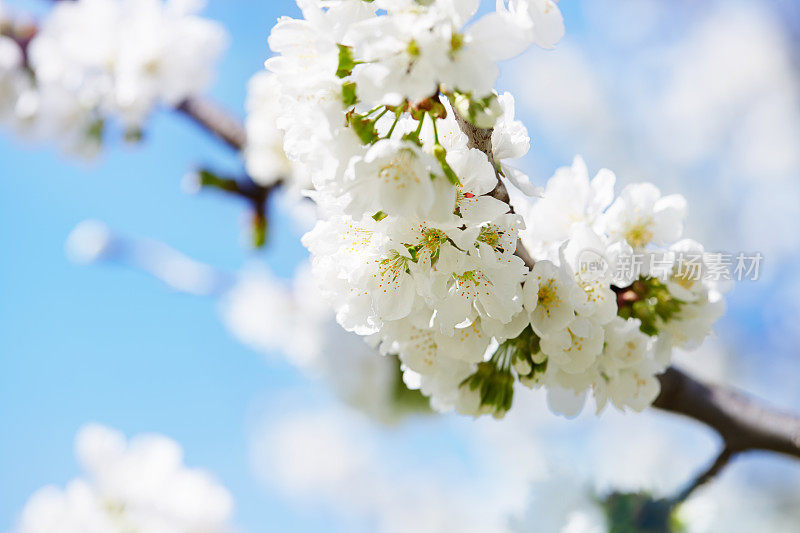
[{"xmin": 576, "ymin": 248, "xmax": 609, "ymax": 283}]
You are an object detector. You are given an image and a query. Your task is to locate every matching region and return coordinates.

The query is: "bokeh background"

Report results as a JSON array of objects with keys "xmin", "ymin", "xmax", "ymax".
[{"xmin": 3, "ymin": 0, "xmax": 800, "ymax": 530}]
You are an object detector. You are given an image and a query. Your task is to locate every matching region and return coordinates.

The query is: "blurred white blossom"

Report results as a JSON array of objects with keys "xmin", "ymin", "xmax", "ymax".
[
  {"xmin": 1, "ymin": 0, "xmax": 227, "ymax": 155},
  {"xmin": 16, "ymin": 424, "xmax": 234, "ymax": 533}
]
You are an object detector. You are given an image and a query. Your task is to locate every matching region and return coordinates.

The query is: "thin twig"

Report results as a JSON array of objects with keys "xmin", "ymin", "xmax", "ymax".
[
  {"xmin": 176, "ymin": 98, "xmax": 247, "ymax": 152},
  {"xmin": 670, "ymin": 447, "xmax": 735, "ymax": 505}
]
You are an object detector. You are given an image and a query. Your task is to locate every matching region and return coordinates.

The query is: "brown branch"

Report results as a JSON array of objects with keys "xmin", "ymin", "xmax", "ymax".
[
  {"xmin": 171, "ymin": 99, "xmax": 288, "ymax": 249},
  {"xmin": 670, "ymin": 446, "xmax": 735, "ymax": 504},
  {"xmin": 654, "ymin": 367, "xmax": 800, "ymax": 458},
  {"xmin": 452, "ymin": 106, "xmax": 536, "ymax": 270},
  {"xmin": 175, "ymin": 98, "xmax": 247, "ymax": 152}
]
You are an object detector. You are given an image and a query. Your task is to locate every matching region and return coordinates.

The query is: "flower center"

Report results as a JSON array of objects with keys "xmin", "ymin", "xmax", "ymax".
[
  {"xmin": 380, "ymin": 250, "xmax": 410, "ymax": 282},
  {"xmin": 624, "ymin": 220, "xmax": 654, "ymax": 248},
  {"xmin": 478, "ymin": 226, "xmax": 501, "ymax": 248},
  {"xmin": 453, "ymin": 270, "xmax": 478, "ymax": 286},
  {"xmin": 378, "ymin": 150, "xmax": 419, "ymax": 187},
  {"xmin": 538, "ymin": 279, "xmax": 561, "ymax": 311}
]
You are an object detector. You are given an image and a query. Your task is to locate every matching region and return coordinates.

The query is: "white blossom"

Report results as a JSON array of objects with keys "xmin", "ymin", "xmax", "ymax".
[
  {"xmin": 492, "ymin": 92, "xmax": 540, "ymax": 196},
  {"xmin": 469, "ymin": 0, "xmax": 565, "ymax": 61},
  {"xmin": 221, "ymin": 265, "xmax": 407, "ymax": 421},
  {"xmin": 244, "ymin": 72, "xmax": 298, "ymax": 188},
  {"xmin": 599, "ymin": 183, "xmax": 687, "ymax": 250},
  {"xmin": 345, "ymin": 139, "xmax": 441, "ymax": 218},
  {"xmin": 16, "ymin": 424, "xmax": 234, "ymax": 533},
  {"xmin": 523, "ymin": 260, "xmax": 581, "ymax": 335},
  {"xmin": 448, "ymin": 147, "xmax": 509, "ymax": 224},
  {"xmin": 522, "ymin": 156, "xmax": 616, "ymax": 252},
  {"xmin": 344, "ymin": 3, "xmax": 496, "ymax": 106},
  {"xmin": 0, "ymin": 35, "xmax": 27, "ymax": 123},
  {"xmin": 6, "ymin": 0, "xmax": 228, "ymax": 153}
]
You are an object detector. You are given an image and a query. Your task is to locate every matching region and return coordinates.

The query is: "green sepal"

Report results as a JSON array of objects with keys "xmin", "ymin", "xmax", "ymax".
[
  {"xmin": 336, "ymin": 44, "xmax": 358, "ymax": 78},
  {"xmin": 341, "ymin": 81, "xmax": 358, "ymax": 107},
  {"xmin": 433, "ymin": 144, "xmax": 461, "ymax": 186},
  {"xmin": 348, "ymin": 113, "xmax": 380, "ymax": 144}
]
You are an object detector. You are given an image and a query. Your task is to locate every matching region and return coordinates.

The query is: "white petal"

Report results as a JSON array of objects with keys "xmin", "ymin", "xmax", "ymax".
[
  {"xmin": 503, "ymin": 164, "xmax": 543, "ymax": 197},
  {"xmin": 547, "ymin": 387, "xmax": 586, "ymax": 418},
  {"xmin": 467, "ymin": 12, "xmax": 533, "ymax": 61}
]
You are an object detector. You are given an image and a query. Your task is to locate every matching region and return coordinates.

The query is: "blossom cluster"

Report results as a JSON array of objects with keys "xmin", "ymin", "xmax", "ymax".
[
  {"xmin": 503, "ymin": 156, "xmax": 727, "ymax": 416},
  {"xmin": 259, "ymin": 0, "xmax": 561, "ymax": 415},
  {"xmin": 16, "ymin": 424, "xmax": 234, "ymax": 533},
  {"xmin": 251, "ymin": 0, "xmax": 725, "ymax": 419},
  {"xmin": 0, "ymin": 0, "xmax": 226, "ymax": 155}
]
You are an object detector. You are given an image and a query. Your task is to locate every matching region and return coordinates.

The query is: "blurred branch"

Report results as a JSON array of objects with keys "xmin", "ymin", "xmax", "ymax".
[
  {"xmin": 655, "ymin": 367, "xmax": 800, "ymax": 458},
  {"xmin": 669, "ymin": 446, "xmax": 734, "ymax": 505},
  {"xmin": 190, "ymin": 168, "xmax": 277, "ymax": 205},
  {"xmin": 169, "ymin": 99, "xmax": 283, "ymax": 244},
  {"xmin": 66, "ymin": 220, "xmax": 232, "ymax": 296},
  {"xmin": 175, "ymin": 98, "xmax": 247, "ymax": 152}
]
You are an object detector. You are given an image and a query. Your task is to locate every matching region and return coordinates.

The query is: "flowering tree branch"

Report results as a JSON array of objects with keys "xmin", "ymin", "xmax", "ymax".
[
  {"xmin": 11, "ymin": 0, "xmax": 800, "ymax": 514},
  {"xmin": 100, "ymin": 86, "xmax": 800, "ymax": 490},
  {"xmin": 453, "ymin": 111, "xmax": 800, "ymax": 480}
]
